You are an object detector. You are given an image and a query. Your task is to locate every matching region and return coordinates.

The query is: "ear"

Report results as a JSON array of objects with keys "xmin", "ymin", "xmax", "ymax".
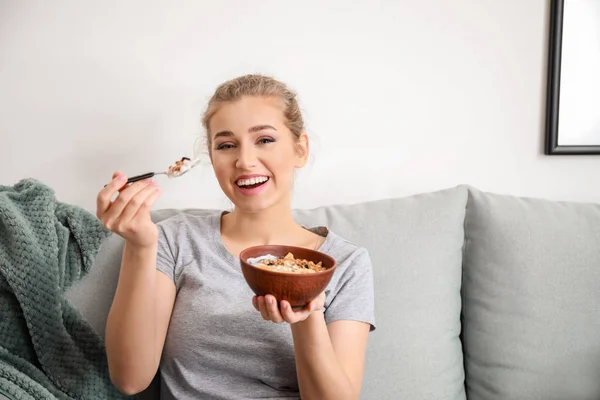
[{"xmin": 294, "ymin": 132, "xmax": 309, "ymax": 168}]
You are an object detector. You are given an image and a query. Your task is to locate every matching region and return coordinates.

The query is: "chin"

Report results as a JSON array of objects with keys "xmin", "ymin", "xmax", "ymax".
[
  {"xmin": 231, "ymin": 199, "xmax": 276, "ymax": 214},
  {"xmin": 227, "ymin": 191, "xmax": 283, "ymax": 214},
  {"xmin": 221, "ymin": 180, "xmax": 291, "ymax": 214}
]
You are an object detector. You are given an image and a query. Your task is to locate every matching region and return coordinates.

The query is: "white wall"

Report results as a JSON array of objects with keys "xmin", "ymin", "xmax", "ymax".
[{"xmin": 1, "ymin": 0, "xmax": 599, "ymax": 213}]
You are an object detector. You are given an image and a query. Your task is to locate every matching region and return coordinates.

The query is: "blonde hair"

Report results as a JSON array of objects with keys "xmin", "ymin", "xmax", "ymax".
[{"xmin": 201, "ymin": 74, "xmax": 305, "ymax": 151}]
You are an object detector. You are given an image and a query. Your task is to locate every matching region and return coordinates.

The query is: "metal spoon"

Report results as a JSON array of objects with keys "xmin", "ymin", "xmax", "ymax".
[{"xmin": 104, "ymin": 157, "xmax": 200, "ymax": 186}]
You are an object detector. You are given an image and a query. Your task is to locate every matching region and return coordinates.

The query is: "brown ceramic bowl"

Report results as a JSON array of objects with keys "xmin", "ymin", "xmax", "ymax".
[{"xmin": 239, "ymin": 245, "xmax": 337, "ymax": 309}]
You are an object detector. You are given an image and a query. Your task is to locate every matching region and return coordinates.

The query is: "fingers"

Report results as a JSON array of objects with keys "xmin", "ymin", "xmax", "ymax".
[
  {"xmin": 257, "ymin": 295, "xmax": 284, "ymax": 323},
  {"xmin": 96, "ymin": 172, "xmax": 127, "ymax": 218},
  {"xmin": 253, "ymin": 294, "xmax": 328, "ymax": 324},
  {"xmin": 119, "ymin": 181, "xmax": 160, "ymax": 224},
  {"xmin": 132, "ymin": 184, "xmax": 162, "ymax": 221},
  {"xmin": 256, "ymin": 297, "xmax": 270, "ymax": 320},
  {"xmin": 280, "ymin": 300, "xmax": 310, "ymax": 323},
  {"xmin": 279, "ymin": 301, "xmax": 296, "ymax": 321},
  {"xmin": 266, "ymin": 296, "xmax": 284, "ymax": 323},
  {"xmin": 101, "ymin": 179, "xmax": 154, "ymax": 230},
  {"xmin": 254, "ymin": 296, "xmax": 315, "ymax": 324}
]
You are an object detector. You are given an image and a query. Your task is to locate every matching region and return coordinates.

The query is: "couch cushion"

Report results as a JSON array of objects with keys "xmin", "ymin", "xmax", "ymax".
[
  {"xmin": 64, "ymin": 209, "xmax": 215, "ymax": 341},
  {"xmin": 64, "ymin": 209, "xmax": 214, "ymax": 400},
  {"xmin": 66, "ymin": 187, "xmax": 468, "ymax": 400},
  {"xmin": 461, "ymin": 187, "xmax": 600, "ymax": 400},
  {"xmin": 292, "ymin": 187, "xmax": 468, "ymax": 400}
]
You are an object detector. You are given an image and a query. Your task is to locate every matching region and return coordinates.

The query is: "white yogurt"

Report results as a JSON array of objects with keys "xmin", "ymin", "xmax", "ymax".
[{"xmin": 247, "ymin": 254, "xmax": 278, "ymax": 265}]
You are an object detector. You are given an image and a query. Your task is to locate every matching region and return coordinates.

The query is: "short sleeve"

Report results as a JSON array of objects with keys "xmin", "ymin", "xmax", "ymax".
[
  {"xmin": 324, "ymin": 248, "xmax": 376, "ymax": 331},
  {"xmin": 156, "ymin": 223, "xmax": 176, "ymax": 281}
]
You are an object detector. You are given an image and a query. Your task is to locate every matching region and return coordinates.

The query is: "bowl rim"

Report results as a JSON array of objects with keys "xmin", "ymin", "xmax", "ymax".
[{"xmin": 239, "ymin": 244, "xmax": 337, "ymax": 277}]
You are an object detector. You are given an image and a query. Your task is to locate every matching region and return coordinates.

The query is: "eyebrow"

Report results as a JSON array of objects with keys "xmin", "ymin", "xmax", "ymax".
[
  {"xmin": 248, "ymin": 124, "xmax": 277, "ymax": 133},
  {"xmin": 213, "ymin": 125, "xmax": 277, "ymax": 139}
]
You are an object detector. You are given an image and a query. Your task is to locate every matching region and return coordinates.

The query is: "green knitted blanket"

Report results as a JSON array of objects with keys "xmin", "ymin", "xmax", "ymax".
[{"xmin": 0, "ymin": 179, "xmax": 131, "ymax": 400}]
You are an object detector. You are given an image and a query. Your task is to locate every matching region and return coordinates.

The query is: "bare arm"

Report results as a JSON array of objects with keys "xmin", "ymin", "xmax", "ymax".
[
  {"xmin": 105, "ymin": 242, "xmax": 175, "ymax": 394},
  {"xmin": 96, "ymin": 172, "xmax": 174, "ymax": 395},
  {"xmin": 291, "ymin": 315, "xmax": 370, "ymax": 400},
  {"xmin": 254, "ymin": 293, "xmax": 371, "ymax": 400}
]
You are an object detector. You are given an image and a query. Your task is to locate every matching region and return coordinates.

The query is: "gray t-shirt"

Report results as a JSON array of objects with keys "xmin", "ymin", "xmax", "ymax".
[{"xmin": 155, "ymin": 212, "xmax": 376, "ymax": 400}]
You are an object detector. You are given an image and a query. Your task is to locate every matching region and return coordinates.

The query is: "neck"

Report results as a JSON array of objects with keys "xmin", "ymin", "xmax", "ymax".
[{"xmin": 221, "ymin": 199, "xmax": 302, "ymax": 245}]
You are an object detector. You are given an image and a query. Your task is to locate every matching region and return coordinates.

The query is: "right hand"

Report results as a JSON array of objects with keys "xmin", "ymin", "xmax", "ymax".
[{"xmin": 96, "ymin": 171, "xmax": 162, "ymax": 248}]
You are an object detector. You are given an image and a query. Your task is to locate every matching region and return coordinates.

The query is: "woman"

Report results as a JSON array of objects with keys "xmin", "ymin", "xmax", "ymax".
[{"xmin": 96, "ymin": 74, "xmax": 376, "ymax": 399}]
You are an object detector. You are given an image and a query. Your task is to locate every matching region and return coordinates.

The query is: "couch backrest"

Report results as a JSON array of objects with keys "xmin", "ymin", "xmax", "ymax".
[
  {"xmin": 66, "ymin": 185, "xmax": 469, "ymax": 399},
  {"xmin": 65, "ymin": 185, "xmax": 600, "ymax": 399},
  {"xmin": 461, "ymin": 187, "xmax": 600, "ymax": 400}
]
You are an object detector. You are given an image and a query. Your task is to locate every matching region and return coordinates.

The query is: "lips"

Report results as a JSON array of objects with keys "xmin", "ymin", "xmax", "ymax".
[
  {"xmin": 236, "ymin": 176, "xmax": 269, "ymax": 188},
  {"xmin": 235, "ymin": 175, "xmax": 270, "ymax": 196}
]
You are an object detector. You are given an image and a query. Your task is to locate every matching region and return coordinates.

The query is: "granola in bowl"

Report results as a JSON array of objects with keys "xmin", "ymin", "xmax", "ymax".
[
  {"xmin": 240, "ymin": 244, "xmax": 337, "ymax": 307},
  {"xmin": 247, "ymin": 252, "xmax": 326, "ymax": 274}
]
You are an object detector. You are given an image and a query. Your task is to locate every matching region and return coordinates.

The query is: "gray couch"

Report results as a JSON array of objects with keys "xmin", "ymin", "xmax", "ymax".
[{"xmin": 65, "ymin": 185, "xmax": 600, "ymax": 399}]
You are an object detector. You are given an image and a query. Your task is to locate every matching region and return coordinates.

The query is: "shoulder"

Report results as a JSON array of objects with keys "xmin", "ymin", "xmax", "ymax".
[
  {"xmin": 155, "ymin": 211, "xmax": 220, "ymax": 243},
  {"xmin": 320, "ymin": 230, "xmax": 376, "ymax": 328},
  {"xmin": 321, "ymin": 230, "xmax": 372, "ymax": 275}
]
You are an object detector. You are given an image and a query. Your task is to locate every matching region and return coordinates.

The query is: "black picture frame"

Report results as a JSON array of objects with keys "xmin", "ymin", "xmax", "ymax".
[{"xmin": 545, "ymin": 0, "xmax": 600, "ymax": 155}]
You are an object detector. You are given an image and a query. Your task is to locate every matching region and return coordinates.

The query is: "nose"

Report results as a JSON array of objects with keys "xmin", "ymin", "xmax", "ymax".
[{"xmin": 235, "ymin": 143, "xmax": 257, "ymax": 169}]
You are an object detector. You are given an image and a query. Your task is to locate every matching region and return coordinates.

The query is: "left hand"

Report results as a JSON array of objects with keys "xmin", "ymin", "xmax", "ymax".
[{"xmin": 252, "ymin": 292, "xmax": 325, "ymax": 324}]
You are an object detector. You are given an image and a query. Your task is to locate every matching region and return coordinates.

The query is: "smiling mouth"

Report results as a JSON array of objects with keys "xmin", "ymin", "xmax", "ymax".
[{"xmin": 236, "ymin": 176, "xmax": 269, "ymax": 189}]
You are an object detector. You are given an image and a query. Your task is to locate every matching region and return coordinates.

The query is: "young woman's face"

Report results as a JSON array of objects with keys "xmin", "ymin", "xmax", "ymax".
[{"xmin": 209, "ymin": 96, "xmax": 308, "ymax": 214}]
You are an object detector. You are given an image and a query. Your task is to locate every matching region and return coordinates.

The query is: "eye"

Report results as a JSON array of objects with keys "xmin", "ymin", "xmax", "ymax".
[
  {"xmin": 257, "ymin": 137, "xmax": 275, "ymax": 145},
  {"xmin": 215, "ymin": 143, "xmax": 235, "ymax": 150}
]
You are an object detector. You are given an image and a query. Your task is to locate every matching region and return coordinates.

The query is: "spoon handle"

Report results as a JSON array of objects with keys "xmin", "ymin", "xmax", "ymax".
[{"xmin": 126, "ymin": 172, "xmax": 156, "ymax": 184}]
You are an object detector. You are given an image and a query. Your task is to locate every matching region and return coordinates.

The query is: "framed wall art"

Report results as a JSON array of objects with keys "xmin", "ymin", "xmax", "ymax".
[{"xmin": 545, "ymin": 0, "xmax": 600, "ymax": 154}]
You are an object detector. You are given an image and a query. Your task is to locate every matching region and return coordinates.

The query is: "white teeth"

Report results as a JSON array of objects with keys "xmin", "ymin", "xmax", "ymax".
[{"xmin": 237, "ymin": 176, "xmax": 268, "ymax": 187}]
